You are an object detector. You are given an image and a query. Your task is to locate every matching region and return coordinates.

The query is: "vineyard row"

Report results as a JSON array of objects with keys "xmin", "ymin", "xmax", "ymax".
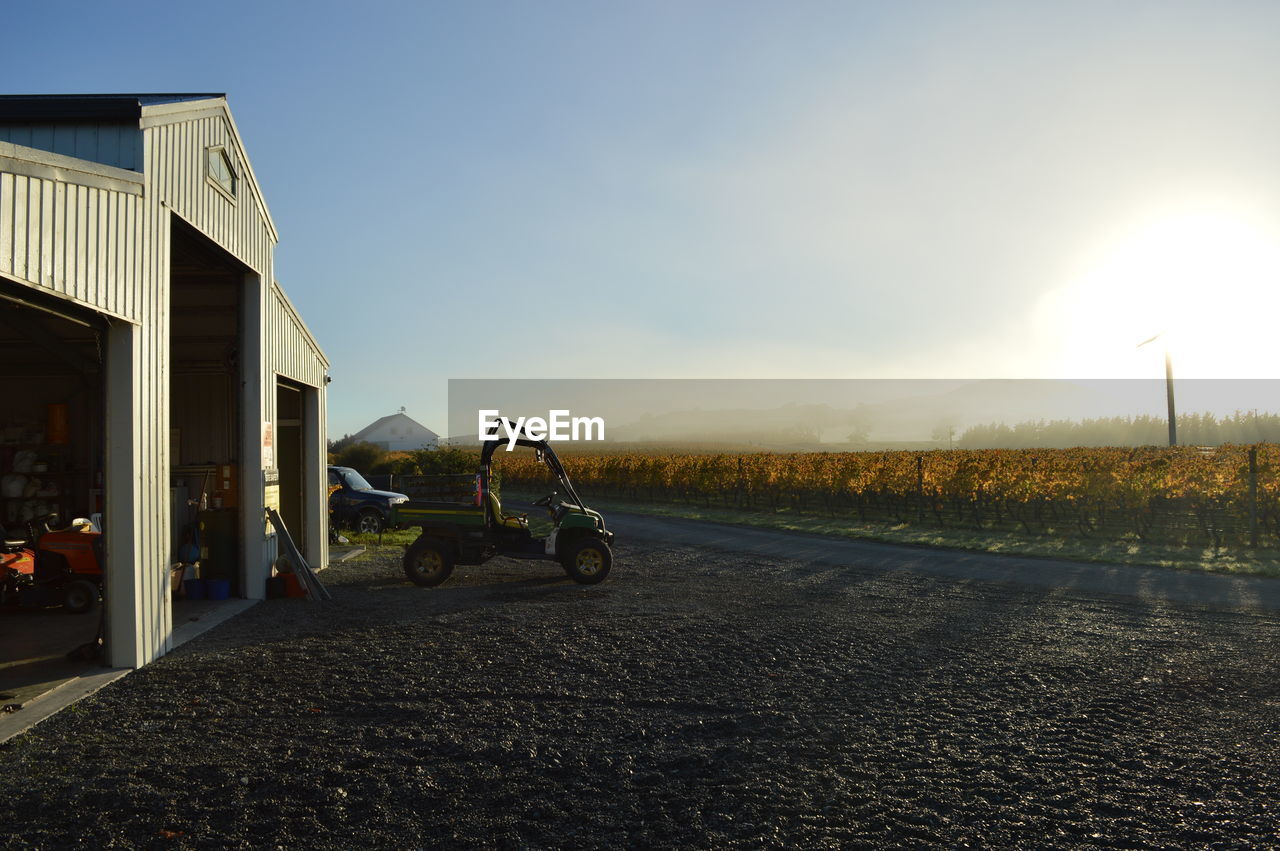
[{"xmin": 499, "ymin": 445, "xmax": 1280, "ymax": 550}]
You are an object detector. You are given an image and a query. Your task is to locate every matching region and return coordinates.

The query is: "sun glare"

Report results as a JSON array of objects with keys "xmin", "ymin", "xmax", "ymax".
[{"xmin": 1041, "ymin": 209, "xmax": 1280, "ymax": 379}]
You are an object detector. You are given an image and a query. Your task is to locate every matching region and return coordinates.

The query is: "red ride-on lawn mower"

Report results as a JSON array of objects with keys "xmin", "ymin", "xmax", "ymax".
[
  {"xmin": 0, "ymin": 513, "xmax": 104, "ymax": 614},
  {"xmin": 0, "ymin": 534, "xmax": 35, "ymax": 608}
]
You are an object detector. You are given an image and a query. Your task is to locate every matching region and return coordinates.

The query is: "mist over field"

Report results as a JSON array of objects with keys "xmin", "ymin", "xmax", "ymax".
[{"xmin": 448, "ymin": 379, "xmax": 1280, "ymax": 450}]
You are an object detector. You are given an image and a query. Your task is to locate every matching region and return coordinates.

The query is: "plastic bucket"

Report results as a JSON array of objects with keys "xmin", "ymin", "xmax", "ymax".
[
  {"xmin": 283, "ymin": 574, "xmax": 307, "ymax": 598},
  {"xmin": 184, "ymin": 579, "xmax": 206, "ymax": 600},
  {"xmin": 205, "ymin": 578, "xmax": 230, "ymax": 601}
]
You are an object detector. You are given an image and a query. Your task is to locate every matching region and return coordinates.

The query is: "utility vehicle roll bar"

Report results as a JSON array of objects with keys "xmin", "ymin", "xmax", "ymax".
[{"xmin": 479, "ymin": 430, "xmax": 587, "ymax": 510}]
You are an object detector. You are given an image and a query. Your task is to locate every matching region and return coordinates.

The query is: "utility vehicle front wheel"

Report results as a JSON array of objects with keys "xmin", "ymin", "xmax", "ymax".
[
  {"xmin": 404, "ymin": 538, "xmax": 454, "ymax": 587},
  {"xmin": 563, "ymin": 539, "xmax": 612, "ymax": 585}
]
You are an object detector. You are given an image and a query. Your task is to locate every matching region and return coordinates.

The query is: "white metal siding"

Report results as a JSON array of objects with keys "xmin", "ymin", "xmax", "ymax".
[
  {"xmin": 0, "ymin": 172, "xmax": 143, "ymax": 321},
  {"xmin": 0, "ymin": 146, "xmax": 157, "ymax": 666},
  {"xmin": 144, "ymin": 116, "xmax": 273, "ymax": 276},
  {"xmin": 131, "ymin": 124, "xmax": 168, "ymax": 665},
  {"xmin": 267, "ymin": 283, "xmax": 328, "ymax": 387},
  {"xmin": 131, "ymin": 111, "xmax": 278, "ymax": 663},
  {"xmin": 145, "ymin": 111, "xmax": 285, "ymax": 619}
]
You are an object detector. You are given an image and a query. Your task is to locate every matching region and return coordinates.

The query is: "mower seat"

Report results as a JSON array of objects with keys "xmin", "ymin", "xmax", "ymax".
[
  {"xmin": 487, "ymin": 493, "xmax": 528, "ymax": 530},
  {"xmin": 0, "ymin": 523, "xmax": 26, "ymax": 551}
]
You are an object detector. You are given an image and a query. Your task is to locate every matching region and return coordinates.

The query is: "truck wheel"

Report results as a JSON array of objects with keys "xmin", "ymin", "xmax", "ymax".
[
  {"xmin": 63, "ymin": 579, "xmax": 100, "ymax": 614},
  {"xmin": 564, "ymin": 539, "xmax": 612, "ymax": 585},
  {"xmin": 357, "ymin": 509, "xmax": 385, "ymax": 535},
  {"xmin": 404, "ymin": 538, "xmax": 454, "ymax": 587}
]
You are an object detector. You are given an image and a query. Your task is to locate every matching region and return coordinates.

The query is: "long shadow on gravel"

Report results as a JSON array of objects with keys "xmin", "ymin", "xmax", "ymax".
[{"xmin": 0, "ymin": 539, "xmax": 1277, "ymax": 849}]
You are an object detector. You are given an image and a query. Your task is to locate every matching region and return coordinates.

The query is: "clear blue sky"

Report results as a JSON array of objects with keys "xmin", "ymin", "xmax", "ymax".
[{"xmin": 6, "ymin": 1, "xmax": 1280, "ymax": 436}]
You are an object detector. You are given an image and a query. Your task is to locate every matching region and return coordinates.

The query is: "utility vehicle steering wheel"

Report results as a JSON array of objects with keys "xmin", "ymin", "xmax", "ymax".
[{"xmin": 533, "ymin": 493, "xmax": 557, "ymax": 508}]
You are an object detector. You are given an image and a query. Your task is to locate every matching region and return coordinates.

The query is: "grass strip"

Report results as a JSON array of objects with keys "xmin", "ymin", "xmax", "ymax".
[
  {"xmin": 337, "ymin": 492, "xmax": 1279, "ymax": 578},
  {"xmin": 503, "ymin": 491, "xmax": 1280, "ymax": 579}
]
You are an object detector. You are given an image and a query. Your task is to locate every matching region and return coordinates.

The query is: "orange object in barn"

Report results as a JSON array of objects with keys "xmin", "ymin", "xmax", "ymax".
[
  {"xmin": 39, "ymin": 525, "xmax": 103, "ymax": 578},
  {"xmin": 1, "ymin": 548, "xmax": 35, "ymax": 577},
  {"xmin": 0, "ymin": 548, "xmax": 34, "ymax": 606},
  {"xmin": 47, "ymin": 403, "xmax": 69, "ymax": 444}
]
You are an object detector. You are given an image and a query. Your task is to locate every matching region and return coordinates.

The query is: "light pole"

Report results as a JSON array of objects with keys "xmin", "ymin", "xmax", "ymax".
[{"xmin": 1137, "ymin": 333, "xmax": 1176, "ymax": 446}]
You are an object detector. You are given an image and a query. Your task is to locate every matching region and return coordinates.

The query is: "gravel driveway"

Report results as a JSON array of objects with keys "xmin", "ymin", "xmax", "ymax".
[{"xmin": 1, "ymin": 523, "xmax": 1277, "ymax": 848}]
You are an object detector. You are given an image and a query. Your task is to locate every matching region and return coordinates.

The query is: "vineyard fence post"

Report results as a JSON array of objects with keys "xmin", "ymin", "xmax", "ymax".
[
  {"xmin": 1249, "ymin": 446, "xmax": 1259, "ymax": 549},
  {"xmin": 916, "ymin": 455, "xmax": 924, "ymax": 523}
]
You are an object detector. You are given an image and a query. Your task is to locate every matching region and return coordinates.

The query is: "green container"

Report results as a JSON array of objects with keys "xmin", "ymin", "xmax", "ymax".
[{"xmin": 197, "ymin": 509, "xmax": 239, "ymax": 595}]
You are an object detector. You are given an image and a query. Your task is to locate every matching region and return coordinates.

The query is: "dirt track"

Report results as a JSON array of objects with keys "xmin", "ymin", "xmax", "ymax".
[{"xmin": 1, "ymin": 525, "xmax": 1278, "ymax": 848}]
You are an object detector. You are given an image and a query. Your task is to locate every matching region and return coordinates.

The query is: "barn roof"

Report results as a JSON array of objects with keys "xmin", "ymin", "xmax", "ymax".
[
  {"xmin": 0, "ymin": 93, "xmax": 277, "ymax": 240},
  {"xmin": 0, "ymin": 93, "xmax": 226, "ymax": 121}
]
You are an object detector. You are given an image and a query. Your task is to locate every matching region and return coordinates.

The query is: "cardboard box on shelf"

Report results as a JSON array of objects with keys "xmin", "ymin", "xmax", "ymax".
[{"xmin": 216, "ymin": 463, "xmax": 238, "ymax": 508}]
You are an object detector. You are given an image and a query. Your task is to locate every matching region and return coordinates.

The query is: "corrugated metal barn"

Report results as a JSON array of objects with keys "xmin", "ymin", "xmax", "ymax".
[{"xmin": 0, "ymin": 94, "xmax": 328, "ymax": 669}]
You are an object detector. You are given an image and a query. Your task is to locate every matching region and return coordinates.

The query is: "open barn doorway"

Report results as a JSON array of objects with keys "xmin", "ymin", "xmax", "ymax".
[
  {"xmin": 0, "ymin": 277, "xmax": 107, "ymax": 706},
  {"xmin": 169, "ymin": 217, "xmax": 245, "ymax": 598},
  {"xmin": 276, "ymin": 380, "xmax": 304, "ymax": 550}
]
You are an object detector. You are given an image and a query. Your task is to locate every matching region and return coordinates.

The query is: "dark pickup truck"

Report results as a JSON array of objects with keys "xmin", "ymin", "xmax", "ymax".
[{"xmin": 328, "ymin": 466, "xmax": 409, "ymax": 534}]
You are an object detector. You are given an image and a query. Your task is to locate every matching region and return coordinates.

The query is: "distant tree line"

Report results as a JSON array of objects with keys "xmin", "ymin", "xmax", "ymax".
[
  {"xmin": 957, "ymin": 411, "xmax": 1280, "ymax": 449},
  {"xmin": 327, "ymin": 440, "xmax": 478, "ymax": 476},
  {"xmin": 327, "ymin": 433, "xmax": 358, "ymax": 454}
]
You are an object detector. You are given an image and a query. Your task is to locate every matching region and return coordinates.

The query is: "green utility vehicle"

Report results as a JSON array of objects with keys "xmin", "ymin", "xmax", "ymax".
[{"xmin": 394, "ymin": 431, "xmax": 614, "ymax": 587}]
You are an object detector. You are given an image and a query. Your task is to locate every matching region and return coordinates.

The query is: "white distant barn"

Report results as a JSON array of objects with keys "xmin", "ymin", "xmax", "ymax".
[{"xmin": 351, "ymin": 410, "xmax": 438, "ymax": 451}]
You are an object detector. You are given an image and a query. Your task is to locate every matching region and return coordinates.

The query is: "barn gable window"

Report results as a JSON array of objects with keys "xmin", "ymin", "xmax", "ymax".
[{"xmin": 207, "ymin": 147, "xmax": 237, "ymax": 199}]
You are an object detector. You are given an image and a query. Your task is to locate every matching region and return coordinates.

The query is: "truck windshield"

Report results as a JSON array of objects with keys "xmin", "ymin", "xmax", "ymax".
[{"xmin": 341, "ymin": 470, "xmax": 374, "ymax": 491}]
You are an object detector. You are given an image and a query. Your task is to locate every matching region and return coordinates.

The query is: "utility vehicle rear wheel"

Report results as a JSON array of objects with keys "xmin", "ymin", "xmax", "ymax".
[
  {"xmin": 564, "ymin": 539, "xmax": 612, "ymax": 585},
  {"xmin": 63, "ymin": 579, "xmax": 99, "ymax": 614},
  {"xmin": 404, "ymin": 538, "xmax": 454, "ymax": 587}
]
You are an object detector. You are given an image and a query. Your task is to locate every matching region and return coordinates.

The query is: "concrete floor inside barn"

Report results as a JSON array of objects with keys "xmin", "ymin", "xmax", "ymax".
[
  {"xmin": 0, "ymin": 598, "xmax": 236, "ymax": 710},
  {"xmin": 0, "ymin": 547, "xmax": 363, "ymax": 715}
]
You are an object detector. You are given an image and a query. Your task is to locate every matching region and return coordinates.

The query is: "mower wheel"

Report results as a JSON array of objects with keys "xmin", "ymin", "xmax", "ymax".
[
  {"xmin": 564, "ymin": 539, "xmax": 612, "ymax": 585},
  {"xmin": 63, "ymin": 579, "xmax": 100, "ymax": 614},
  {"xmin": 404, "ymin": 537, "xmax": 454, "ymax": 587},
  {"xmin": 357, "ymin": 509, "xmax": 385, "ymax": 535}
]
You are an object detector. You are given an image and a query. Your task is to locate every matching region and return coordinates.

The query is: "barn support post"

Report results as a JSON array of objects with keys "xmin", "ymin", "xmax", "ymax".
[
  {"xmin": 303, "ymin": 383, "xmax": 328, "ymax": 569},
  {"xmin": 240, "ymin": 270, "xmax": 270, "ymax": 600},
  {"xmin": 104, "ymin": 319, "xmax": 143, "ymax": 668}
]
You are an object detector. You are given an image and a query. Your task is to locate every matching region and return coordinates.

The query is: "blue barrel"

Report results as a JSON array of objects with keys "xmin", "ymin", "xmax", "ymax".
[{"xmin": 205, "ymin": 578, "xmax": 230, "ymax": 600}]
